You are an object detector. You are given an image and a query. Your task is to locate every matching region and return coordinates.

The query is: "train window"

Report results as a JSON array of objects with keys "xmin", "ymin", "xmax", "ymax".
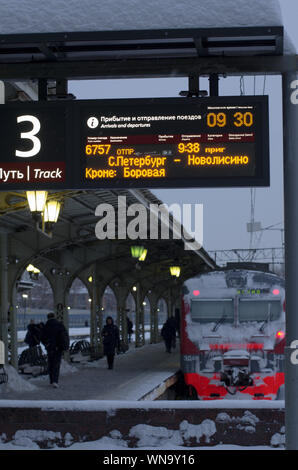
[
  {"xmin": 190, "ymin": 299, "xmax": 234, "ymax": 324},
  {"xmin": 239, "ymin": 299, "xmax": 281, "ymax": 322}
]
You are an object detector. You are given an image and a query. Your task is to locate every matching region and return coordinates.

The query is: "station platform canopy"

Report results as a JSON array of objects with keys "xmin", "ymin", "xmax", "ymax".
[
  {"xmin": 0, "ymin": 0, "xmax": 293, "ymax": 80},
  {"xmin": 0, "ymin": 188, "xmax": 216, "ymax": 290},
  {"xmin": 0, "ymin": 188, "xmax": 216, "ymax": 367}
]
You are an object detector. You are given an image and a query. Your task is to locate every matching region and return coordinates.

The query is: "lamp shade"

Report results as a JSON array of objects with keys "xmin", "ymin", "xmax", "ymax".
[
  {"xmin": 170, "ymin": 266, "xmax": 181, "ymax": 278},
  {"xmin": 26, "ymin": 264, "xmax": 40, "ymax": 274},
  {"xmin": 138, "ymin": 248, "xmax": 147, "ymax": 261},
  {"xmin": 130, "ymin": 245, "xmax": 145, "ymax": 259},
  {"xmin": 26, "ymin": 191, "xmax": 48, "ymax": 213},
  {"xmin": 44, "ymin": 200, "xmax": 61, "ymax": 223}
]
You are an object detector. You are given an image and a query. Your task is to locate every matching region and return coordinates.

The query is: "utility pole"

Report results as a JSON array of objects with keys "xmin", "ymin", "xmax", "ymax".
[{"xmin": 282, "ymin": 71, "xmax": 298, "ymax": 450}]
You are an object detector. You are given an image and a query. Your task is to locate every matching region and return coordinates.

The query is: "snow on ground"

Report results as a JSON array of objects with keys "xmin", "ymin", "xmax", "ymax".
[
  {"xmin": 0, "ymin": 438, "xmax": 277, "ymax": 451},
  {"xmin": 18, "ymin": 326, "xmax": 155, "ymax": 339},
  {"xmin": 0, "ymin": 399, "xmax": 285, "ymax": 411},
  {"xmin": 0, "ymin": 359, "xmax": 78, "ymax": 396},
  {"xmin": 0, "ymin": 415, "xmax": 285, "ymax": 450},
  {"xmin": 0, "ymin": 365, "xmax": 37, "ymax": 394},
  {"xmin": 0, "ymin": 442, "xmax": 277, "ymax": 450},
  {"xmin": 59, "ymin": 359, "xmax": 77, "ymax": 375},
  {"xmin": 62, "ymin": 443, "xmax": 277, "ymax": 451},
  {"xmin": 0, "ymin": 0, "xmax": 284, "ymax": 35},
  {"xmin": 18, "ymin": 327, "xmax": 91, "ymax": 342},
  {"xmin": 0, "ymin": 421, "xmax": 284, "ymax": 450},
  {"xmin": 18, "ymin": 328, "xmax": 91, "ymax": 354},
  {"xmin": 0, "ymin": 342, "xmax": 180, "ymax": 401},
  {"xmin": 18, "ymin": 327, "xmax": 152, "ymax": 344}
]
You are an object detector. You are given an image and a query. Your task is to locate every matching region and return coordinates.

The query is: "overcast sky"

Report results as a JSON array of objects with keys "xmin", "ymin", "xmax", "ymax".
[{"xmin": 69, "ymin": 0, "xmax": 296, "ymax": 253}]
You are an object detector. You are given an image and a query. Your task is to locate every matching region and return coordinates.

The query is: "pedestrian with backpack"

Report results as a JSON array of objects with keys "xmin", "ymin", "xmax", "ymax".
[{"xmin": 41, "ymin": 312, "xmax": 69, "ymax": 388}]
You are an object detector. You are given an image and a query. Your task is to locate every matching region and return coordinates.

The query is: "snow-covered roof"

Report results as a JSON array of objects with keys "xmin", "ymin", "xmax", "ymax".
[{"xmin": 0, "ymin": 0, "xmax": 284, "ymax": 35}]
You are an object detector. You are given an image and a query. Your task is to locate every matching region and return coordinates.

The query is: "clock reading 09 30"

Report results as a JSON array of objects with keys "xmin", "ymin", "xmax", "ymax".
[{"xmin": 206, "ymin": 111, "xmax": 254, "ymax": 128}]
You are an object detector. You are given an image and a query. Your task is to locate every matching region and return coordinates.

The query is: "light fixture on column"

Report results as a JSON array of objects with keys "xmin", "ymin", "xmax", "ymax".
[
  {"xmin": 43, "ymin": 199, "xmax": 61, "ymax": 232},
  {"xmin": 26, "ymin": 191, "xmax": 48, "ymax": 221},
  {"xmin": 26, "ymin": 264, "xmax": 41, "ymax": 280},
  {"xmin": 131, "ymin": 245, "xmax": 147, "ymax": 271},
  {"xmin": 130, "ymin": 245, "xmax": 146, "ymax": 260},
  {"xmin": 170, "ymin": 266, "xmax": 181, "ymax": 278}
]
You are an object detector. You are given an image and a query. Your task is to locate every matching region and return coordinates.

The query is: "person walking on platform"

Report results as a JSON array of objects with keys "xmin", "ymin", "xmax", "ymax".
[
  {"xmin": 126, "ymin": 316, "xmax": 133, "ymax": 343},
  {"xmin": 161, "ymin": 317, "xmax": 176, "ymax": 353},
  {"xmin": 102, "ymin": 316, "xmax": 120, "ymax": 370},
  {"xmin": 167, "ymin": 316, "xmax": 177, "ymax": 349},
  {"xmin": 24, "ymin": 319, "xmax": 41, "ymax": 348},
  {"xmin": 37, "ymin": 322, "xmax": 45, "ymax": 340},
  {"xmin": 41, "ymin": 312, "xmax": 69, "ymax": 388}
]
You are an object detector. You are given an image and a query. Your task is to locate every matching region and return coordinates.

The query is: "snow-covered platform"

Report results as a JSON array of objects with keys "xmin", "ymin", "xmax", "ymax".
[
  {"xmin": 0, "ymin": 342, "xmax": 179, "ymax": 401},
  {"xmin": 0, "ymin": 398, "xmax": 285, "ymax": 449},
  {"xmin": 0, "ymin": 342, "xmax": 285, "ymax": 449}
]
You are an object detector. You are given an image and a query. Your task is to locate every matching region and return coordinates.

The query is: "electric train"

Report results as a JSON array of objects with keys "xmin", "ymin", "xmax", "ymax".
[{"xmin": 181, "ymin": 269, "xmax": 285, "ymax": 400}]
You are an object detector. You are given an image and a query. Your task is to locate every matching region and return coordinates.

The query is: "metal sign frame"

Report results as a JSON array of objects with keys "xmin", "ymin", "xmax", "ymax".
[{"xmin": 0, "ymin": 95, "xmax": 269, "ymax": 190}]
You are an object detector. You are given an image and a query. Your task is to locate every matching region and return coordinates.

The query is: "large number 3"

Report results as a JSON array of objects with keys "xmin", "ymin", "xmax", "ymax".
[{"xmin": 15, "ymin": 115, "xmax": 41, "ymax": 158}]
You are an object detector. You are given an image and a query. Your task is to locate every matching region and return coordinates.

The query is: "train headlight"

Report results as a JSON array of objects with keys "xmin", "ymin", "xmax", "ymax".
[{"xmin": 276, "ymin": 330, "xmax": 285, "ymax": 341}]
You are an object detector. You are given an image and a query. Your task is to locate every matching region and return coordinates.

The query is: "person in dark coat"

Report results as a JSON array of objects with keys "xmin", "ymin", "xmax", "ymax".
[
  {"xmin": 126, "ymin": 316, "xmax": 133, "ymax": 343},
  {"xmin": 24, "ymin": 320, "xmax": 40, "ymax": 348},
  {"xmin": 37, "ymin": 322, "xmax": 45, "ymax": 340},
  {"xmin": 174, "ymin": 308, "xmax": 181, "ymax": 338},
  {"xmin": 102, "ymin": 316, "xmax": 120, "ymax": 370},
  {"xmin": 167, "ymin": 316, "xmax": 177, "ymax": 348},
  {"xmin": 41, "ymin": 312, "xmax": 69, "ymax": 388},
  {"xmin": 161, "ymin": 317, "xmax": 177, "ymax": 353}
]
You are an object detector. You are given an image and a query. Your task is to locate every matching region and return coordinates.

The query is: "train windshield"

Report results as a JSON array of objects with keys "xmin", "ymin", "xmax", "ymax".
[
  {"xmin": 239, "ymin": 299, "xmax": 281, "ymax": 322},
  {"xmin": 190, "ymin": 299, "xmax": 234, "ymax": 324}
]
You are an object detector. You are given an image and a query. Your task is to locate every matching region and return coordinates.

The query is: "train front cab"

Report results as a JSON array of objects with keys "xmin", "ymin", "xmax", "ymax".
[{"xmin": 181, "ymin": 278, "xmax": 285, "ymax": 401}]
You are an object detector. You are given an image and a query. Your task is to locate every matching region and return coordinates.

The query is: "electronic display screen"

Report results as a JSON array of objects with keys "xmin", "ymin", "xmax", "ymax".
[
  {"xmin": 0, "ymin": 96, "xmax": 269, "ymax": 189},
  {"xmin": 79, "ymin": 96, "xmax": 269, "ymax": 188}
]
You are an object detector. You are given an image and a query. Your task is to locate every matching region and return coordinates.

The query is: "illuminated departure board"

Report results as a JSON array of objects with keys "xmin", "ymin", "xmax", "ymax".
[{"xmin": 0, "ymin": 96, "xmax": 269, "ymax": 189}]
